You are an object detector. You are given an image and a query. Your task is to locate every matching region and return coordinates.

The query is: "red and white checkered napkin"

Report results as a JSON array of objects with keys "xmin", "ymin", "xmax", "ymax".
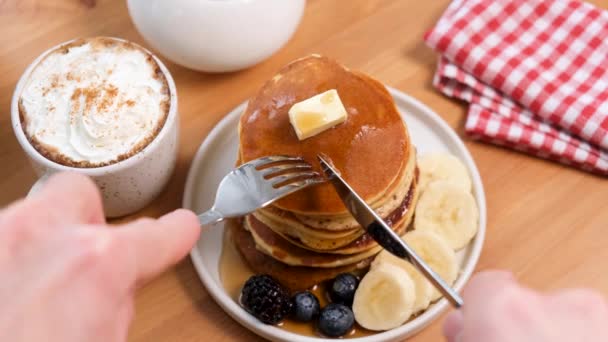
[{"xmin": 424, "ymin": 0, "xmax": 608, "ymax": 175}]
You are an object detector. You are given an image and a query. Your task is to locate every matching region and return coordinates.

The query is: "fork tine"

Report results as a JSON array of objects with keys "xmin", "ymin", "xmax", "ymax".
[
  {"xmin": 271, "ymin": 171, "xmax": 320, "ymax": 187},
  {"xmin": 261, "ymin": 163, "xmax": 312, "ymax": 177},
  {"xmin": 273, "ymin": 176, "xmax": 325, "ymax": 197},
  {"xmin": 212, "ymin": 155, "xmax": 326, "ymax": 215},
  {"xmin": 247, "ymin": 155, "xmax": 305, "ymax": 169}
]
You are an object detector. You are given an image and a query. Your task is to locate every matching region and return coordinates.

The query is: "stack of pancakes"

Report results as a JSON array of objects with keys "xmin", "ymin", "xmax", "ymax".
[{"xmin": 231, "ymin": 55, "xmax": 420, "ymax": 291}]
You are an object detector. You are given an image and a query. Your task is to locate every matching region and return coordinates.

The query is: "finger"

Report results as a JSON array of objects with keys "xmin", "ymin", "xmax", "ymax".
[
  {"xmin": 549, "ymin": 288, "xmax": 608, "ymax": 316},
  {"xmin": 462, "ymin": 270, "xmax": 515, "ymax": 303},
  {"xmin": 113, "ymin": 301, "xmax": 135, "ymax": 341},
  {"xmin": 1, "ymin": 172, "xmax": 105, "ymax": 231},
  {"xmin": 454, "ymin": 270, "xmax": 520, "ymax": 341},
  {"xmin": 34, "ymin": 172, "xmax": 105, "ymax": 225},
  {"xmin": 117, "ymin": 209, "xmax": 200, "ymax": 286},
  {"xmin": 443, "ymin": 310, "xmax": 463, "ymax": 341},
  {"xmin": 462, "ymin": 270, "xmax": 516, "ymax": 321}
]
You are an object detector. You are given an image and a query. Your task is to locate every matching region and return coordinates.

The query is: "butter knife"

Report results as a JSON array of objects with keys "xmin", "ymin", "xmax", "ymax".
[{"xmin": 318, "ymin": 155, "xmax": 463, "ymax": 308}]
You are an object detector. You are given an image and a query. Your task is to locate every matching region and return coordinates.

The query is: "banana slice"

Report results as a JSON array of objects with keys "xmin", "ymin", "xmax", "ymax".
[
  {"xmin": 414, "ymin": 181, "xmax": 479, "ymax": 250},
  {"xmin": 372, "ymin": 251, "xmax": 433, "ymax": 313},
  {"xmin": 352, "ymin": 263, "xmax": 415, "ymax": 331},
  {"xmin": 419, "ymin": 153, "xmax": 472, "ymax": 193},
  {"xmin": 403, "ymin": 230, "xmax": 459, "ymax": 301}
]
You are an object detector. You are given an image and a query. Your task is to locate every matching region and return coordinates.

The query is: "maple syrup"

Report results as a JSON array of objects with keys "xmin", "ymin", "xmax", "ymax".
[{"xmin": 219, "ymin": 223, "xmax": 375, "ymax": 338}]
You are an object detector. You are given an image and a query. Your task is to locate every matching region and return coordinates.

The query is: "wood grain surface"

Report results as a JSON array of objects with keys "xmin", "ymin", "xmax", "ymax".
[{"xmin": 1, "ymin": 1, "xmax": 607, "ymax": 341}]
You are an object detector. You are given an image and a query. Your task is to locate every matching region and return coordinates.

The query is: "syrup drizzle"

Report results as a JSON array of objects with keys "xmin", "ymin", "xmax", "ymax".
[{"xmin": 218, "ymin": 224, "xmax": 375, "ymax": 338}]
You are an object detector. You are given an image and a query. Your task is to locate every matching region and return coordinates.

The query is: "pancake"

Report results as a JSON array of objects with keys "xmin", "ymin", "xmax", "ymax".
[
  {"xmin": 251, "ymin": 143, "xmax": 413, "ymax": 232},
  {"xmin": 238, "ymin": 55, "xmax": 410, "ymax": 215},
  {"xmin": 294, "ymin": 148, "xmax": 418, "ymax": 230},
  {"xmin": 253, "ymin": 211, "xmax": 363, "ymax": 249},
  {"xmin": 276, "ymin": 171, "xmax": 419, "ymax": 253},
  {"xmin": 245, "ymin": 214, "xmax": 387, "ymax": 268},
  {"xmin": 253, "ymin": 147, "xmax": 415, "ymax": 233},
  {"xmin": 229, "ymin": 220, "xmax": 372, "ymax": 291},
  {"xmin": 257, "ymin": 146, "xmax": 416, "ymax": 233},
  {"xmin": 257, "ymin": 169, "xmax": 419, "ymax": 252}
]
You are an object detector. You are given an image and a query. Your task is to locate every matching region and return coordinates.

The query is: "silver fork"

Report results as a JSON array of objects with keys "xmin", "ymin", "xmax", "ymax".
[{"xmin": 198, "ymin": 155, "xmax": 324, "ymax": 226}]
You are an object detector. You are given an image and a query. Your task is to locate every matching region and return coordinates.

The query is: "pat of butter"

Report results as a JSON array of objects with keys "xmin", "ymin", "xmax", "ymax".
[{"xmin": 288, "ymin": 89, "xmax": 347, "ymax": 140}]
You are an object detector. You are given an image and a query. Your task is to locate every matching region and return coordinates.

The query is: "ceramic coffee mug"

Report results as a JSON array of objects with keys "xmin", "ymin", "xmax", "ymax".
[{"xmin": 10, "ymin": 37, "xmax": 179, "ymax": 218}]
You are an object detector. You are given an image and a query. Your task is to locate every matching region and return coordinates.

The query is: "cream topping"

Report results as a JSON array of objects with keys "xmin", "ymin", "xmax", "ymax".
[{"xmin": 20, "ymin": 40, "xmax": 169, "ymax": 165}]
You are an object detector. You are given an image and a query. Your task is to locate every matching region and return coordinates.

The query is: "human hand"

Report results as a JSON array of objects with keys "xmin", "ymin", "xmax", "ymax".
[
  {"xmin": 443, "ymin": 271, "xmax": 608, "ymax": 342},
  {"xmin": 0, "ymin": 172, "xmax": 200, "ymax": 342}
]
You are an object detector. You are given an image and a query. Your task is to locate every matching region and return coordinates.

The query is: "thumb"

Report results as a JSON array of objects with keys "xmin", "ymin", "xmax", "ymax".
[{"xmin": 118, "ymin": 209, "xmax": 200, "ymax": 286}]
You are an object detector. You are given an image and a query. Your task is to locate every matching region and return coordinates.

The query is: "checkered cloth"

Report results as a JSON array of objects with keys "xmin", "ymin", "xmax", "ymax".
[{"xmin": 424, "ymin": 0, "xmax": 608, "ymax": 175}]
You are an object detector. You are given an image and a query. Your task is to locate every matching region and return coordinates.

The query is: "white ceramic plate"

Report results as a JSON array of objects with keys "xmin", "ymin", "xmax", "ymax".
[{"xmin": 183, "ymin": 87, "xmax": 487, "ymax": 342}]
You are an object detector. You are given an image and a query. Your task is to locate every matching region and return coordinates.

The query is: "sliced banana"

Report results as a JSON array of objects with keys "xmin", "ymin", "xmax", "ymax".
[
  {"xmin": 419, "ymin": 153, "xmax": 472, "ymax": 193},
  {"xmin": 414, "ymin": 180, "xmax": 479, "ymax": 250},
  {"xmin": 403, "ymin": 230, "xmax": 459, "ymax": 301},
  {"xmin": 372, "ymin": 251, "xmax": 433, "ymax": 313},
  {"xmin": 352, "ymin": 263, "xmax": 415, "ymax": 331}
]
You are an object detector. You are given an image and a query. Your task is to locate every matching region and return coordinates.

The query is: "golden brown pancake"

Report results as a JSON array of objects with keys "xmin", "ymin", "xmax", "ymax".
[
  {"xmin": 283, "ymin": 175, "xmax": 418, "ymax": 253},
  {"xmin": 229, "ymin": 219, "xmax": 371, "ymax": 291},
  {"xmin": 257, "ymin": 170, "xmax": 419, "ymax": 252},
  {"xmin": 238, "ymin": 55, "xmax": 410, "ymax": 215},
  {"xmin": 252, "ymin": 211, "xmax": 363, "ymax": 249},
  {"xmin": 245, "ymin": 214, "xmax": 387, "ymax": 268},
  {"xmin": 294, "ymin": 148, "xmax": 418, "ymax": 230},
  {"xmin": 229, "ymin": 55, "xmax": 420, "ymax": 290},
  {"xmin": 253, "ymin": 147, "xmax": 415, "ymax": 234}
]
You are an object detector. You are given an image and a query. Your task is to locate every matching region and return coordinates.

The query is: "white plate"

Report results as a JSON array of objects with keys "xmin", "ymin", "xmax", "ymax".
[{"xmin": 183, "ymin": 87, "xmax": 486, "ymax": 342}]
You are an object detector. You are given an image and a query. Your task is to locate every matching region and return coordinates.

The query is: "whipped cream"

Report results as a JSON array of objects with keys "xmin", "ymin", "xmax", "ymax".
[{"xmin": 19, "ymin": 38, "xmax": 170, "ymax": 166}]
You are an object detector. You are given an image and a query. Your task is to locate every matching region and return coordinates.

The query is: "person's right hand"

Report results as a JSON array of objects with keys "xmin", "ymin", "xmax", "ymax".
[
  {"xmin": 443, "ymin": 271, "xmax": 608, "ymax": 342},
  {"xmin": 0, "ymin": 172, "xmax": 200, "ymax": 342}
]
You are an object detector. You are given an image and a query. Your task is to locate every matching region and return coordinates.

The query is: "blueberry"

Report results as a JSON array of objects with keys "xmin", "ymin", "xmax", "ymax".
[
  {"xmin": 318, "ymin": 303, "xmax": 355, "ymax": 337},
  {"xmin": 329, "ymin": 273, "xmax": 359, "ymax": 306},
  {"xmin": 292, "ymin": 291, "xmax": 320, "ymax": 322}
]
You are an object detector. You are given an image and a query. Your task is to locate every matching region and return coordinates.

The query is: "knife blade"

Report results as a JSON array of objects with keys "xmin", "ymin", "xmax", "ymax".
[{"xmin": 317, "ymin": 154, "xmax": 463, "ymax": 308}]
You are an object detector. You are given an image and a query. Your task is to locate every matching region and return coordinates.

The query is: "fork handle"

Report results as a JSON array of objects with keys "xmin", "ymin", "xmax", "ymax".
[{"xmin": 198, "ymin": 208, "xmax": 224, "ymax": 226}]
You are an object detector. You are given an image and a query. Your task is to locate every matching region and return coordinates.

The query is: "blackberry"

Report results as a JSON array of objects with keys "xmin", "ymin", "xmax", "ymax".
[{"xmin": 241, "ymin": 274, "xmax": 292, "ymax": 324}]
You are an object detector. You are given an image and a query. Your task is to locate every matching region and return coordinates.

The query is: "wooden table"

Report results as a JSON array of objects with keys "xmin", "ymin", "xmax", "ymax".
[{"xmin": 2, "ymin": 0, "xmax": 607, "ymax": 340}]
